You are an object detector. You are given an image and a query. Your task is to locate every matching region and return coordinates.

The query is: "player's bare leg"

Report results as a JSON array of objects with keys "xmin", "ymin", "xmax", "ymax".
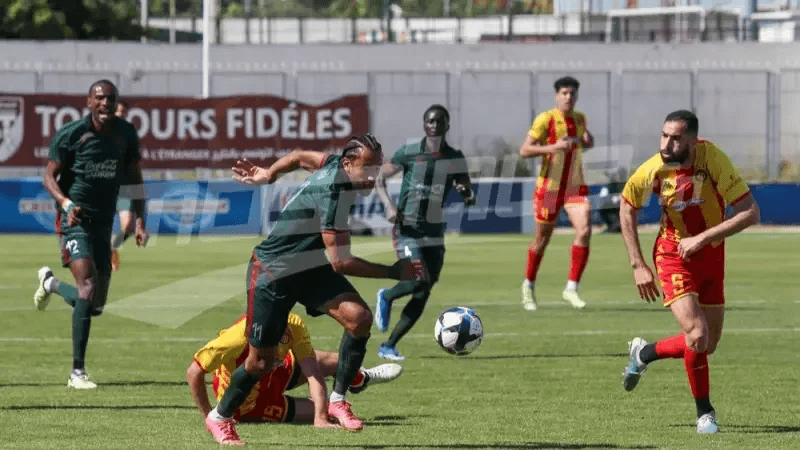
[
  {"xmin": 562, "ymin": 201, "xmax": 591, "ymax": 309},
  {"xmin": 522, "ymin": 220, "xmax": 555, "ymax": 311}
]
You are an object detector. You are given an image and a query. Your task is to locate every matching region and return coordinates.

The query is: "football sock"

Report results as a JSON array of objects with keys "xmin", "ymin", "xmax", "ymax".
[
  {"xmin": 384, "ymin": 280, "xmax": 416, "ymax": 302},
  {"xmin": 525, "ymin": 248, "xmax": 543, "ymax": 282},
  {"xmin": 565, "ymin": 280, "xmax": 579, "ymax": 291},
  {"xmin": 385, "ymin": 290, "xmax": 429, "ymax": 347},
  {"xmin": 653, "ymin": 334, "xmax": 686, "ymax": 360},
  {"xmin": 350, "ymin": 370, "xmax": 366, "ymax": 388},
  {"xmin": 111, "ymin": 231, "xmax": 132, "ymax": 250},
  {"xmin": 330, "ymin": 391, "xmax": 346, "ymax": 403},
  {"xmin": 695, "ymin": 397, "xmax": 714, "ymax": 418},
  {"xmin": 57, "ymin": 282, "xmax": 79, "ymax": 307},
  {"xmin": 72, "ymin": 299, "xmax": 92, "ymax": 370},
  {"xmin": 568, "ymin": 244, "xmax": 590, "ymax": 284},
  {"xmin": 523, "ymin": 280, "xmax": 534, "ymax": 290},
  {"xmin": 684, "ymin": 349, "xmax": 710, "ymax": 401},
  {"xmin": 216, "ymin": 366, "xmax": 261, "ymax": 418},
  {"xmin": 333, "ymin": 332, "xmax": 368, "ymax": 396}
]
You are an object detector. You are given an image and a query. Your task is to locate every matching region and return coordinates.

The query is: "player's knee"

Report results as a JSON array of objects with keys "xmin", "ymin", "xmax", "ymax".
[
  {"xmin": 77, "ymin": 279, "xmax": 94, "ymax": 303},
  {"xmin": 347, "ymin": 307, "xmax": 373, "ymax": 336},
  {"xmin": 685, "ymin": 325, "xmax": 709, "ymax": 353},
  {"xmin": 576, "ymin": 225, "xmax": 592, "ymax": 244}
]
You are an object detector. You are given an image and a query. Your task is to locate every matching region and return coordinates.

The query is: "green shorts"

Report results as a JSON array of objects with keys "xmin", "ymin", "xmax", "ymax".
[
  {"xmin": 245, "ymin": 255, "xmax": 356, "ymax": 348},
  {"xmin": 57, "ymin": 220, "xmax": 113, "ymax": 276}
]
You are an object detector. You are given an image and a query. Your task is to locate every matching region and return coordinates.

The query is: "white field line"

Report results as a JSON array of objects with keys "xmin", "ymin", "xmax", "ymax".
[{"xmin": 1, "ymin": 326, "xmax": 798, "ymax": 344}]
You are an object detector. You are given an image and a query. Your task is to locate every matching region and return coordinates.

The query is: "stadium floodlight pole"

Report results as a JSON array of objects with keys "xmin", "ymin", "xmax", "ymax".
[{"xmin": 202, "ymin": 0, "xmax": 212, "ymax": 98}]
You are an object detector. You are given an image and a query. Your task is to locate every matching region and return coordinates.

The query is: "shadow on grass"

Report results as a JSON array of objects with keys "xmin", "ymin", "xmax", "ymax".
[
  {"xmin": 0, "ymin": 380, "xmax": 186, "ymax": 387},
  {"xmin": 0, "ymin": 404, "xmax": 194, "ymax": 411},
  {"xmin": 668, "ymin": 423, "xmax": 800, "ymax": 433},
  {"xmin": 420, "ymin": 353, "xmax": 628, "ymax": 360}
]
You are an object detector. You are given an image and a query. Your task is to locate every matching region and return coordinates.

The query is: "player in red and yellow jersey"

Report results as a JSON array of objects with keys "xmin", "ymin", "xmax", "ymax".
[
  {"xmin": 619, "ymin": 110, "xmax": 760, "ymax": 434},
  {"xmin": 519, "ymin": 76, "xmax": 595, "ymax": 311},
  {"xmin": 187, "ymin": 312, "xmax": 402, "ymax": 426}
]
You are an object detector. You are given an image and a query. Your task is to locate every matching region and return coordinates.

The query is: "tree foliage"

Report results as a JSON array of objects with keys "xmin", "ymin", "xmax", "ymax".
[{"xmin": 0, "ymin": 0, "xmax": 145, "ymax": 39}]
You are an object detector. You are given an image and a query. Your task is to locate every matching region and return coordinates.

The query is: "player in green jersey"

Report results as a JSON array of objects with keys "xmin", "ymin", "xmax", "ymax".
[
  {"xmin": 203, "ymin": 134, "xmax": 423, "ymax": 445},
  {"xmin": 33, "ymin": 80, "xmax": 148, "ymax": 389},
  {"xmin": 373, "ymin": 104, "xmax": 477, "ymax": 361}
]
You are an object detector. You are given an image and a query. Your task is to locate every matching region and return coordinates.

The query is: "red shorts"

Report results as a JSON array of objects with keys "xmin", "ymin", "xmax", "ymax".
[
  {"xmin": 534, "ymin": 186, "xmax": 588, "ymax": 224},
  {"xmin": 212, "ymin": 351, "xmax": 301, "ymax": 423},
  {"xmin": 653, "ymin": 237, "xmax": 725, "ymax": 307}
]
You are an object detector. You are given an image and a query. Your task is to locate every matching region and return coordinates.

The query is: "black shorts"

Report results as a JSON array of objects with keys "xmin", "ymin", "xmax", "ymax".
[
  {"xmin": 245, "ymin": 254, "xmax": 356, "ymax": 348},
  {"xmin": 393, "ymin": 233, "xmax": 446, "ymax": 285}
]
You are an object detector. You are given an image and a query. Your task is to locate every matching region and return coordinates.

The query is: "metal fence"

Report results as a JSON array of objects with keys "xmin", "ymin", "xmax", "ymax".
[{"xmin": 2, "ymin": 68, "xmax": 798, "ymax": 182}]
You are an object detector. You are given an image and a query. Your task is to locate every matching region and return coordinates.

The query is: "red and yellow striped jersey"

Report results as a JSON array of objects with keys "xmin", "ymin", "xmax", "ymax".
[
  {"xmin": 528, "ymin": 108, "xmax": 589, "ymax": 195},
  {"xmin": 193, "ymin": 312, "xmax": 315, "ymax": 402},
  {"xmin": 621, "ymin": 140, "xmax": 750, "ymax": 242}
]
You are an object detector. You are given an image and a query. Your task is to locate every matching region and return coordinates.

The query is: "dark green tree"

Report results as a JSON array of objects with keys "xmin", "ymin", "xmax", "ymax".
[{"xmin": 0, "ymin": 0, "xmax": 145, "ymax": 40}]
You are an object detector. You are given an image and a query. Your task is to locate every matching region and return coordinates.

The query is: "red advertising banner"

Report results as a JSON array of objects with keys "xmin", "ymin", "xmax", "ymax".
[{"xmin": 0, "ymin": 93, "xmax": 369, "ymax": 169}]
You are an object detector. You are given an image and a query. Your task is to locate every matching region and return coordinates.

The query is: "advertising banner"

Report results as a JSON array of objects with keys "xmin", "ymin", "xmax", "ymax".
[
  {"xmin": 0, "ymin": 93, "xmax": 368, "ymax": 169},
  {"xmin": 2, "ymin": 180, "xmax": 262, "ymax": 234}
]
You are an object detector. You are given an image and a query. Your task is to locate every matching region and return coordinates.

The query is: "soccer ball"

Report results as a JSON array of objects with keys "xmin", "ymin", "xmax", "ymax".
[{"xmin": 434, "ymin": 307, "xmax": 483, "ymax": 355}]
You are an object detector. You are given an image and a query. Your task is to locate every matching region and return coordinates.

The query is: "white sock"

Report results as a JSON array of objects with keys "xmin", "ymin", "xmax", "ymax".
[
  {"xmin": 330, "ymin": 392, "xmax": 346, "ymax": 403},
  {"xmin": 523, "ymin": 280, "xmax": 534, "ymax": 290},
  {"xmin": 207, "ymin": 406, "xmax": 228, "ymax": 422},
  {"xmin": 565, "ymin": 280, "xmax": 578, "ymax": 291},
  {"xmin": 44, "ymin": 276, "xmax": 59, "ymax": 294}
]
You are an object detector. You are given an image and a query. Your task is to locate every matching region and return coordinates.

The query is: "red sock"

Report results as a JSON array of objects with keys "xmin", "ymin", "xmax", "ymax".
[
  {"xmin": 350, "ymin": 370, "xmax": 365, "ymax": 388},
  {"xmin": 567, "ymin": 245, "xmax": 590, "ymax": 283},
  {"xmin": 684, "ymin": 349, "xmax": 710, "ymax": 399},
  {"xmin": 655, "ymin": 334, "xmax": 686, "ymax": 359},
  {"xmin": 525, "ymin": 248, "xmax": 543, "ymax": 282}
]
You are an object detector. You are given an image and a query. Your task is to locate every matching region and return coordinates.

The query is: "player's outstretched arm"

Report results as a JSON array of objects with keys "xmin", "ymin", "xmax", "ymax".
[
  {"xmin": 232, "ymin": 151, "xmax": 326, "ymax": 185},
  {"xmin": 296, "ymin": 356, "xmax": 339, "ymax": 429},
  {"xmin": 323, "ymin": 230, "xmax": 424, "ymax": 280},
  {"xmin": 677, "ymin": 193, "xmax": 760, "ymax": 260},
  {"xmin": 620, "ymin": 199, "xmax": 660, "ymax": 302},
  {"xmin": 186, "ymin": 361, "xmax": 213, "ymax": 418},
  {"xmin": 375, "ymin": 162, "xmax": 401, "ymax": 222}
]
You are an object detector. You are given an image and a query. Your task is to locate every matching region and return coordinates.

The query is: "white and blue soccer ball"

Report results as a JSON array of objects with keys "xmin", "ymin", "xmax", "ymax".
[{"xmin": 434, "ymin": 307, "xmax": 483, "ymax": 355}]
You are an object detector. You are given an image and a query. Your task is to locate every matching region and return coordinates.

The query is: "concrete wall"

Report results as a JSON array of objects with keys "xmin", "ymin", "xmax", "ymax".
[{"xmin": 2, "ymin": 41, "xmax": 799, "ymax": 180}]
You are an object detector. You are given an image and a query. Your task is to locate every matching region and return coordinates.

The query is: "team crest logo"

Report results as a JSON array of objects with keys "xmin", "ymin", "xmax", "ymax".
[{"xmin": 0, "ymin": 96, "xmax": 24, "ymax": 163}]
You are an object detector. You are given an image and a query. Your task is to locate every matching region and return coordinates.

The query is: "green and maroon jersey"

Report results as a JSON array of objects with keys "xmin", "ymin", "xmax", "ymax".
[
  {"xmin": 392, "ymin": 139, "xmax": 469, "ymax": 238},
  {"xmin": 48, "ymin": 115, "xmax": 140, "ymax": 225},
  {"xmin": 254, "ymin": 155, "xmax": 356, "ymax": 277}
]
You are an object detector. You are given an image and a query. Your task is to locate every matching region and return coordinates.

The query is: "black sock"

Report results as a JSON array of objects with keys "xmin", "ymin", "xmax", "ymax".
[
  {"xmin": 333, "ymin": 332, "xmax": 368, "ymax": 396},
  {"xmin": 384, "ymin": 280, "xmax": 416, "ymax": 302},
  {"xmin": 385, "ymin": 290, "xmax": 429, "ymax": 347},
  {"xmin": 72, "ymin": 299, "xmax": 92, "ymax": 371},
  {"xmin": 216, "ymin": 366, "xmax": 261, "ymax": 418},
  {"xmin": 639, "ymin": 343, "xmax": 659, "ymax": 364},
  {"xmin": 695, "ymin": 397, "xmax": 714, "ymax": 418}
]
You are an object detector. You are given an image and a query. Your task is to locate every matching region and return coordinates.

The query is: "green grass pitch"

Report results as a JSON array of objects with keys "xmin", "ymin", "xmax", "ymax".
[{"xmin": 0, "ymin": 231, "xmax": 798, "ymax": 449}]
